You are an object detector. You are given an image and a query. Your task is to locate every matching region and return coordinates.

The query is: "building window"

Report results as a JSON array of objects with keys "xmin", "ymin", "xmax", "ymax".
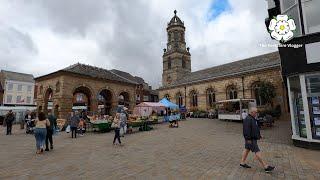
[
  {"xmin": 18, "ymin": 84, "xmax": 23, "ymax": 91},
  {"xmin": 227, "ymin": 86, "xmax": 238, "ymax": 99},
  {"xmin": 280, "ymin": 0, "xmax": 302, "ymax": 36},
  {"xmin": 6, "ymin": 95, "xmax": 12, "ymax": 103},
  {"xmin": 176, "ymin": 93, "xmax": 183, "ymax": 107},
  {"xmin": 301, "ymin": 0, "xmax": 320, "ymax": 34},
  {"xmin": 27, "ymin": 96, "xmax": 31, "ymax": 104},
  {"xmin": 164, "ymin": 94, "xmax": 170, "ymax": 101},
  {"xmin": 27, "ymin": 85, "xmax": 32, "ymax": 92},
  {"xmin": 289, "ymin": 76, "xmax": 306, "ymax": 138},
  {"xmin": 7, "ymin": 83, "xmax": 13, "ymax": 91},
  {"xmin": 143, "ymin": 95, "xmax": 149, "ymax": 102},
  {"xmin": 16, "ymin": 96, "xmax": 22, "ymax": 103},
  {"xmin": 56, "ymin": 81, "xmax": 60, "ymax": 93},
  {"xmin": 207, "ymin": 88, "xmax": 215, "ymax": 108},
  {"xmin": 136, "ymin": 94, "xmax": 140, "ymax": 101},
  {"xmin": 168, "ymin": 59, "xmax": 172, "ymax": 69},
  {"xmin": 305, "ymin": 73, "xmax": 320, "ymax": 139},
  {"xmin": 190, "ymin": 91, "xmax": 198, "ymax": 107},
  {"xmin": 252, "ymin": 83, "xmax": 267, "ymax": 106}
]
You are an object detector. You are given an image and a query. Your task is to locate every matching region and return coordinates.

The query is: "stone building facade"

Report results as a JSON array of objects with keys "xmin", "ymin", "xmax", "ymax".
[
  {"xmin": 159, "ymin": 11, "xmax": 289, "ymax": 117},
  {"xmin": 35, "ymin": 63, "xmax": 141, "ymax": 119}
]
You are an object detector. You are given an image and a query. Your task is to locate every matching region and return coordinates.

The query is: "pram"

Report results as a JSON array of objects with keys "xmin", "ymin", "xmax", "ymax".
[{"xmin": 26, "ymin": 119, "xmax": 35, "ymax": 134}]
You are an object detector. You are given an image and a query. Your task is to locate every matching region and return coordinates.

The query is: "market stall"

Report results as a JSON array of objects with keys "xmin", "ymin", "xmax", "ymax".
[
  {"xmin": 133, "ymin": 102, "xmax": 166, "ymax": 117},
  {"xmin": 159, "ymin": 98, "xmax": 180, "ymax": 122}
]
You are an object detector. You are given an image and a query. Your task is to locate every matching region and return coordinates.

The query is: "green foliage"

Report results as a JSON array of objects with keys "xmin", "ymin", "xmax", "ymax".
[{"xmin": 258, "ymin": 81, "xmax": 276, "ymax": 105}]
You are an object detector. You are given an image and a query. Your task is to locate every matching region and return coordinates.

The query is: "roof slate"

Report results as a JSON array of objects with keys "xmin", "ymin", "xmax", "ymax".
[
  {"xmin": 165, "ymin": 51, "xmax": 281, "ymax": 88},
  {"xmin": 61, "ymin": 63, "xmax": 137, "ymax": 85},
  {"xmin": 1, "ymin": 70, "xmax": 34, "ymax": 83}
]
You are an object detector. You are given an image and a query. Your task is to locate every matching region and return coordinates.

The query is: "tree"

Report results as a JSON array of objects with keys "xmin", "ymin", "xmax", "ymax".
[{"xmin": 258, "ymin": 81, "xmax": 276, "ymax": 107}]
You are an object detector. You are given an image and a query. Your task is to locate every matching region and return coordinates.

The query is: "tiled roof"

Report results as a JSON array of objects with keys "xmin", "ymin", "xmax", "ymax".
[
  {"xmin": 61, "ymin": 63, "xmax": 138, "ymax": 84},
  {"xmin": 165, "ymin": 51, "xmax": 281, "ymax": 88},
  {"xmin": 1, "ymin": 70, "xmax": 34, "ymax": 83}
]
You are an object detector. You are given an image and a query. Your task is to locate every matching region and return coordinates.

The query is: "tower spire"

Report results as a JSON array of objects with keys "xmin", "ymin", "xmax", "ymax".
[{"xmin": 174, "ymin": 10, "xmax": 177, "ymax": 15}]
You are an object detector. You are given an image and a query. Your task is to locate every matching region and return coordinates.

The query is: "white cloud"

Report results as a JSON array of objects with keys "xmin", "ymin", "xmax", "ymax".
[{"xmin": 0, "ymin": 0, "xmax": 276, "ymax": 88}]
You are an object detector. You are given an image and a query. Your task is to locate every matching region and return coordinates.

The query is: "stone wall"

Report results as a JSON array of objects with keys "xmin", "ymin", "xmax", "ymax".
[
  {"xmin": 36, "ymin": 73, "xmax": 136, "ymax": 119},
  {"xmin": 159, "ymin": 67, "xmax": 289, "ymax": 116}
]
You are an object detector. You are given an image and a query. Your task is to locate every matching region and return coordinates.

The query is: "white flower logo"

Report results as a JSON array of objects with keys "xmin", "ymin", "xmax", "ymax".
[{"xmin": 269, "ymin": 15, "xmax": 296, "ymax": 42}]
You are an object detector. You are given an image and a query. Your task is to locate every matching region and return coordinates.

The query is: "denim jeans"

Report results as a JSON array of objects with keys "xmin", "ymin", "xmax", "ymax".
[{"xmin": 34, "ymin": 128, "xmax": 47, "ymax": 150}]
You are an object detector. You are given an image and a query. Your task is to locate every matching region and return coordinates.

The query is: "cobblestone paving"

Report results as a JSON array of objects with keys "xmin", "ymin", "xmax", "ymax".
[{"xmin": 1, "ymin": 119, "xmax": 320, "ymax": 179}]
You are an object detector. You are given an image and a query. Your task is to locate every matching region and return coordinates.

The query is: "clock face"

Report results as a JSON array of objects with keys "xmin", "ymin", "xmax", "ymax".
[{"xmin": 168, "ymin": 45, "xmax": 172, "ymax": 50}]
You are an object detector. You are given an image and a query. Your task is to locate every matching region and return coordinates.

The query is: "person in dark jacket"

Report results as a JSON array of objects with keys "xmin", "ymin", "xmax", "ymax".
[
  {"xmin": 69, "ymin": 111, "xmax": 80, "ymax": 138},
  {"xmin": 5, "ymin": 110, "xmax": 15, "ymax": 135},
  {"xmin": 45, "ymin": 111, "xmax": 57, "ymax": 151},
  {"xmin": 240, "ymin": 107, "xmax": 275, "ymax": 173}
]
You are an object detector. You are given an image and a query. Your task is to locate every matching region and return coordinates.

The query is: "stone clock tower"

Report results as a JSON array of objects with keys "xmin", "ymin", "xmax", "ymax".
[{"xmin": 162, "ymin": 10, "xmax": 191, "ymax": 87}]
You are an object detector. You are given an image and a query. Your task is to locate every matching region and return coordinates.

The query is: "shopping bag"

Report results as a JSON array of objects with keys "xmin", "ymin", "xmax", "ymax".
[
  {"xmin": 124, "ymin": 125, "xmax": 127, "ymax": 134},
  {"xmin": 66, "ymin": 125, "xmax": 71, "ymax": 133},
  {"xmin": 120, "ymin": 127, "xmax": 124, "ymax": 136},
  {"xmin": 111, "ymin": 122, "xmax": 116, "ymax": 128}
]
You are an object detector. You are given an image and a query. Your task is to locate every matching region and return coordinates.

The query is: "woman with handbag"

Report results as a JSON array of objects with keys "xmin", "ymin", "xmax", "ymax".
[
  {"xmin": 34, "ymin": 112, "xmax": 50, "ymax": 154},
  {"xmin": 112, "ymin": 113, "xmax": 121, "ymax": 145}
]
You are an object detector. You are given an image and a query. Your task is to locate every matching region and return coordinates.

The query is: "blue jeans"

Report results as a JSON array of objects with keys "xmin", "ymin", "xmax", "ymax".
[{"xmin": 35, "ymin": 128, "xmax": 47, "ymax": 150}]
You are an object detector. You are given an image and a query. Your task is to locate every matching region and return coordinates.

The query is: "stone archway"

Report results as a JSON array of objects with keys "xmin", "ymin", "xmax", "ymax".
[
  {"xmin": 118, "ymin": 92, "xmax": 130, "ymax": 108},
  {"xmin": 44, "ymin": 88, "xmax": 53, "ymax": 114},
  {"xmin": 98, "ymin": 89, "xmax": 113, "ymax": 115},
  {"xmin": 73, "ymin": 86, "xmax": 92, "ymax": 112}
]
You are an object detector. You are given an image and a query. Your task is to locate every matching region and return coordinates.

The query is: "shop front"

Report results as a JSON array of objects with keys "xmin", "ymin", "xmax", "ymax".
[{"xmin": 288, "ymin": 74, "xmax": 320, "ymax": 148}]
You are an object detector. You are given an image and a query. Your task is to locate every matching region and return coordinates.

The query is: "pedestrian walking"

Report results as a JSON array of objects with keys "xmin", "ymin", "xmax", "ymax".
[
  {"xmin": 119, "ymin": 109, "xmax": 127, "ymax": 137},
  {"xmin": 112, "ymin": 113, "xmax": 121, "ymax": 145},
  {"xmin": 69, "ymin": 111, "xmax": 80, "ymax": 138},
  {"xmin": 5, "ymin": 110, "xmax": 15, "ymax": 135},
  {"xmin": 240, "ymin": 107, "xmax": 275, "ymax": 173},
  {"xmin": 34, "ymin": 112, "xmax": 50, "ymax": 154},
  {"xmin": 45, "ymin": 111, "xmax": 57, "ymax": 151},
  {"xmin": 79, "ymin": 118, "xmax": 85, "ymax": 136}
]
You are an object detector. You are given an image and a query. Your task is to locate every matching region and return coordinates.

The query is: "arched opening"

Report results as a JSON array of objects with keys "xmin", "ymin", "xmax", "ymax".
[
  {"xmin": 44, "ymin": 88, "xmax": 53, "ymax": 114},
  {"xmin": 56, "ymin": 81, "xmax": 60, "ymax": 93},
  {"xmin": 73, "ymin": 86, "xmax": 92, "ymax": 112},
  {"xmin": 207, "ymin": 88, "xmax": 216, "ymax": 108},
  {"xmin": 226, "ymin": 85, "xmax": 238, "ymax": 100},
  {"xmin": 38, "ymin": 106, "xmax": 43, "ymax": 113},
  {"xmin": 252, "ymin": 82, "xmax": 267, "ymax": 106},
  {"xmin": 118, "ymin": 92, "xmax": 130, "ymax": 108},
  {"xmin": 175, "ymin": 92, "xmax": 183, "ymax": 107},
  {"xmin": 98, "ymin": 89, "xmax": 113, "ymax": 115},
  {"xmin": 164, "ymin": 94, "xmax": 170, "ymax": 101},
  {"xmin": 190, "ymin": 90, "xmax": 198, "ymax": 108}
]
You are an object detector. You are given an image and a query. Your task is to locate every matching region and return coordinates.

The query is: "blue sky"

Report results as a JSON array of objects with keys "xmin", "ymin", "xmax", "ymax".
[{"xmin": 207, "ymin": 0, "xmax": 231, "ymax": 21}]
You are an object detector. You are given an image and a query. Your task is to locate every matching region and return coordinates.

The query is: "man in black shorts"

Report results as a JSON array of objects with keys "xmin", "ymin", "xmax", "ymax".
[{"xmin": 240, "ymin": 107, "xmax": 275, "ymax": 173}]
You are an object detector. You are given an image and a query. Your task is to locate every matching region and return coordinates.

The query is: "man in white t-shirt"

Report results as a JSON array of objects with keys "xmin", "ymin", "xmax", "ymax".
[{"xmin": 242, "ymin": 110, "xmax": 248, "ymax": 120}]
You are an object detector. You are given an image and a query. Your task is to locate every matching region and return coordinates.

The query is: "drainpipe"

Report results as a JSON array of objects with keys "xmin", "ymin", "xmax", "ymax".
[
  {"xmin": 184, "ymin": 86, "xmax": 187, "ymax": 107},
  {"xmin": 242, "ymin": 76, "xmax": 245, "ymax": 98}
]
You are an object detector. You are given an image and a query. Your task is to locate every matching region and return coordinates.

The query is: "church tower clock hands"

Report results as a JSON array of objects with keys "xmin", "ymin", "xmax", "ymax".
[{"xmin": 162, "ymin": 10, "xmax": 191, "ymax": 87}]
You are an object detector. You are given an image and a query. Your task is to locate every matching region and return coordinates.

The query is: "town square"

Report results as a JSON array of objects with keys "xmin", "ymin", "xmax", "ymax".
[{"xmin": 1, "ymin": 0, "xmax": 320, "ymax": 179}]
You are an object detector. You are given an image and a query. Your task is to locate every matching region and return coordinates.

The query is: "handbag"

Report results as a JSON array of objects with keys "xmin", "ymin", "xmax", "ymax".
[
  {"xmin": 111, "ymin": 122, "xmax": 117, "ymax": 128},
  {"xmin": 66, "ymin": 125, "xmax": 71, "ymax": 133}
]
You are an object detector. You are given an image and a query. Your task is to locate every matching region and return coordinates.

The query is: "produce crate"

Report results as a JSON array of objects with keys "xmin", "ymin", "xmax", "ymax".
[{"xmin": 91, "ymin": 122, "xmax": 111, "ymax": 133}]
